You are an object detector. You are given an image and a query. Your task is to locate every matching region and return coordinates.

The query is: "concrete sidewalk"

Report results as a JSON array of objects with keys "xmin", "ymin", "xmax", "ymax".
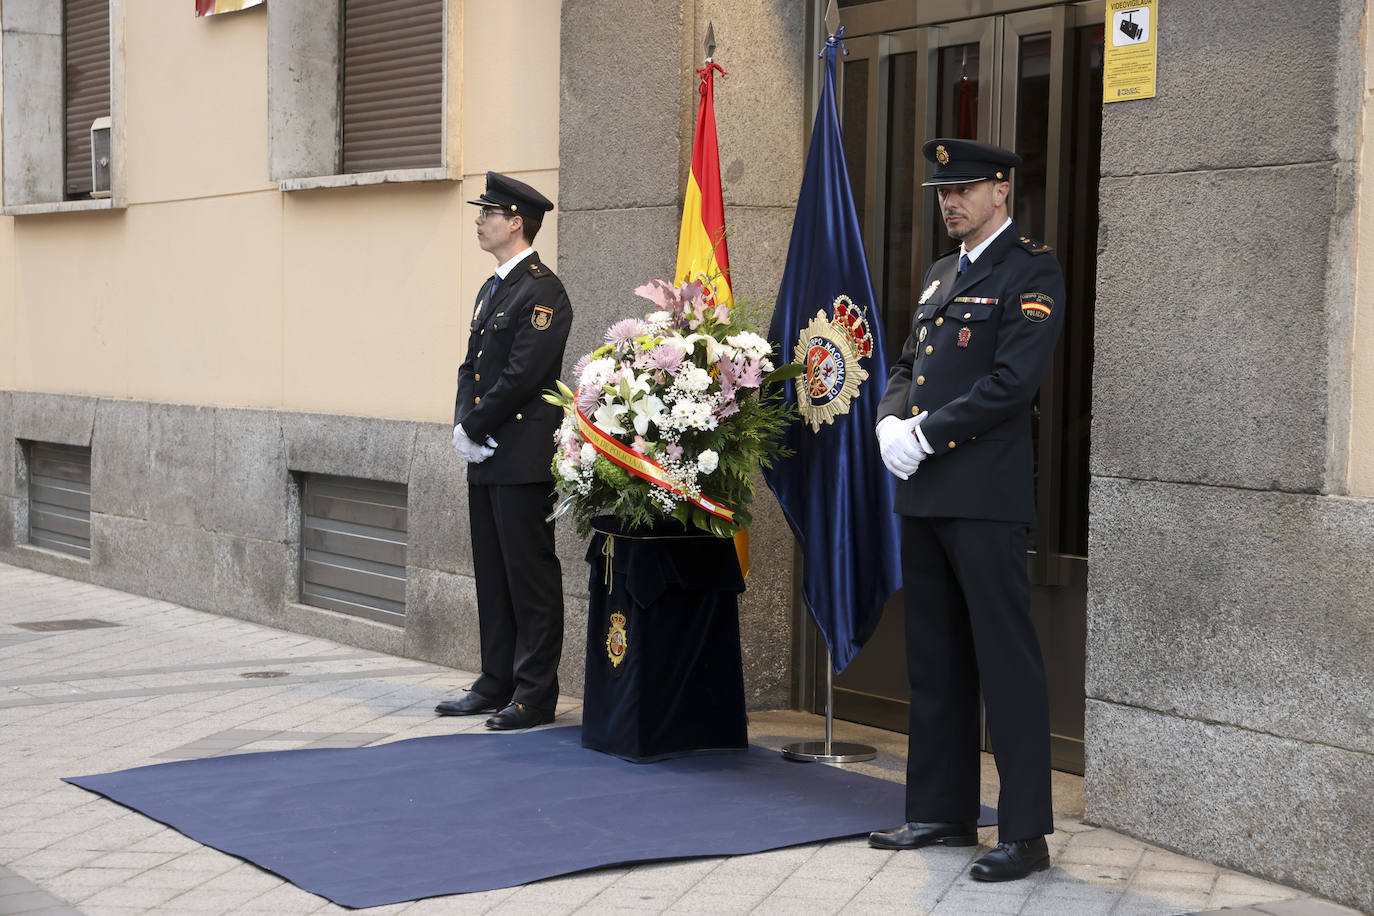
[{"xmin": 0, "ymin": 562, "xmax": 1360, "ymax": 916}]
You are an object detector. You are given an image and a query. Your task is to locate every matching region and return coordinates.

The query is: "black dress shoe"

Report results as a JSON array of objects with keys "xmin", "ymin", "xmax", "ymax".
[
  {"xmin": 969, "ymin": 836, "xmax": 1050, "ymax": 881},
  {"xmin": 484, "ymin": 703, "xmax": 554, "ymax": 730},
  {"xmin": 868, "ymin": 821, "xmax": 979, "ymax": 850},
  {"xmin": 434, "ymin": 691, "xmax": 504, "ymax": 716}
]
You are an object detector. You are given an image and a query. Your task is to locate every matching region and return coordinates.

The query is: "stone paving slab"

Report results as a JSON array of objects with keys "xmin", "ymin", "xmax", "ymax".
[{"xmin": 0, "ymin": 562, "xmax": 1363, "ymax": 916}]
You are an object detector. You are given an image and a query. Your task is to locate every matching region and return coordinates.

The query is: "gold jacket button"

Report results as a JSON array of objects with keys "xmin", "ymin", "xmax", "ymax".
[
  {"xmin": 925, "ymin": 345, "xmax": 934, "ymax": 355},
  {"xmin": 911, "ymin": 406, "xmax": 920, "ymax": 416},
  {"xmin": 515, "ymin": 412, "xmax": 523, "ymax": 420},
  {"xmin": 475, "ymin": 374, "xmax": 481, "ymax": 382},
  {"xmin": 935, "ymin": 317, "xmax": 944, "ymax": 326},
  {"xmin": 477, "ymin": 350, "xmax": 483, "ymax": 357},
  {"xmin": 963, "ymin": 312, "xmax": 971, "ymax": 319},
  {"xmin": 474, "ymin": 396, "xmax": 481, "ymax": 403},
  {"xmin": 916, "ymin": 375, "xmax": 925, "ymax": 385},
  {"xmin": 947, "ymin": 441, "xmax": 957, "ymax": 449}
]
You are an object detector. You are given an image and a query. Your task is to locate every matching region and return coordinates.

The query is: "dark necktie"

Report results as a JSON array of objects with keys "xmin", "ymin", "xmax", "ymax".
[
  {"xmin": 958, "ymin": 253, "xmax": 971, "ymax": 275},
  {"xmin": 490, "ymin": 273, "xmax": 502, "ymax": 297}
]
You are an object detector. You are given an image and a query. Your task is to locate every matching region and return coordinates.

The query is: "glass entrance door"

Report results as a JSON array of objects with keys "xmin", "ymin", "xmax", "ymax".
[{"xmin": 815, "ymin": 2, "xmax": 1103, "ymax": 775}]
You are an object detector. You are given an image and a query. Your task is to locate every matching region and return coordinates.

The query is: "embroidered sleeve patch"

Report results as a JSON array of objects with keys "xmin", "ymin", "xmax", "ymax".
[
  {"xmin": 532, "ymin": 305, "xmax": 553, "ymax": 330},
  {"xmin": 1020, "ymin": 292, "xmax": 1054, "ymax": 322}
]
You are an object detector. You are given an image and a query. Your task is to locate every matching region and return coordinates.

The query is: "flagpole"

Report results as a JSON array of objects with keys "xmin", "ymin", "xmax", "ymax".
[
  {"xmin": 781, "ymin": 645, "xmax": 875, "ymax": 763},
  {"xmin": 768, "ymin": 0, "xmax": 889, "ymax": 765}
]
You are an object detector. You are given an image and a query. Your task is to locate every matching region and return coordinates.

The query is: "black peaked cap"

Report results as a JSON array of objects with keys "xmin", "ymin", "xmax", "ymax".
[{"xmin": 466, "ymin": 171, "xmax": 555, "ymax": 217}]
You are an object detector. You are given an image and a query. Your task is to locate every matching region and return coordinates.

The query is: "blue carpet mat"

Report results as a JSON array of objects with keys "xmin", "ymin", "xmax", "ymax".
[{"xmin": 66, "ymin": 726, "xmax": 996, "ymax": 909}]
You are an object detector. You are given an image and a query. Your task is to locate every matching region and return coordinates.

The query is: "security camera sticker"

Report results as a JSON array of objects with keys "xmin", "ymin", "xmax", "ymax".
[{"xmin": 1113, "ymin": 7, "xmax": 1149, "ymax": 46}]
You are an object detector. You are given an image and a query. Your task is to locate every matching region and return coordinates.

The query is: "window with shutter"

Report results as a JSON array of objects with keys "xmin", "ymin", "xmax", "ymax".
[
  {"xmin": 64, "ymin": 0, "xmax": 111, "ymax": 200},
  {"xmin": 341, "ymin": 0, "xmax": 444, "ymax": 174},
  {"xmin": 26, "ymin": 442, "xmax": 93, "ymax": 560},
  {"xmin": 299, "ymin": 474, "xmax": 408, "ymax": 624}
]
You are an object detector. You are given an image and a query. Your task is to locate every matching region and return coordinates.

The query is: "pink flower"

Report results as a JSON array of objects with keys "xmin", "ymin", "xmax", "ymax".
[
  {"xmin": 633, "ymin": 279, "xmax": 707, "ymax": 330},
  {"xmin": 714, "ymin": 398, "xmax": 741, "ymax": 419},
  {"xmin": 737, "ymin": 358, "xmax": 765, "ymax": 389},
  {"xmin": 665, "ymin": 443, "xmax": 684, "ymax": 461},
  {"xmin": 716, "ymin": 356, "xmax": 743, "ymax": 401},
  {"xmin": 632, "ymin": 436, "xmax": 648, "ymax": 453},
  {"xmin": 606, "ymin": 318, "xmax": 646, "ymax": 348},
  {"xmin": 646, "ymin": 344, "xmax": 683, "ymax": 373},
  {"xmin": 576, "ymin": 384, "xmax": 600, "ymax": 413},
  {"xmin": 571, "ymin": 353, "xmax": 591, "ymax": 381},
  {"xmin": 633, "ymin": 279, "xmax": 677, "ymax": 312}
]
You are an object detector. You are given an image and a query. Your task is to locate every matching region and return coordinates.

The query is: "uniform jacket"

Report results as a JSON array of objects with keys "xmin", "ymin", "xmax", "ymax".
[
  {"xmin": 878, "ymin": 222, "xmax": 1065, "ymax": 523},
  {"xmin": 455, "ymin": 251, "xmax": 572, "ymax": 486}
]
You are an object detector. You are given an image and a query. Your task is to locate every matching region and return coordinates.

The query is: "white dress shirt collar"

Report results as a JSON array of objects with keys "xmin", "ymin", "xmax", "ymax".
[
  {"xmin": 495, "ymin": 247, "xmax": 535, "ymax": 279},
  {"xmin": 961, "ymin": 218, "xmax": 1013, "ymax": 265}
]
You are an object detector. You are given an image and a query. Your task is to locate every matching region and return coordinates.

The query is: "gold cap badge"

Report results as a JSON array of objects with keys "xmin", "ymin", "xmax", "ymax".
[{"xmin": 935, "ymin": 145, "xmax": 950, "ymax": 165}]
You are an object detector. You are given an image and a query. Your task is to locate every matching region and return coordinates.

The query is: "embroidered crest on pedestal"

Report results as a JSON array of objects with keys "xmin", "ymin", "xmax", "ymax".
[
  {"xmin": 794, "ymin": 295, "xmax": 874, "ymax": 433},
  {"xmin": 606, "ymin": 611, "xmax": 628, "ymax": 670}
]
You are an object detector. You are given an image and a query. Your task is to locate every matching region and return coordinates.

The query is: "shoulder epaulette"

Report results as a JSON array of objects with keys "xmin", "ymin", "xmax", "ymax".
[
  {"xmin": 1017, "ymin": 235, "xmax": 1054, "ymax": 255},
  {"xmin": 528, "ymin": 261, "xmax": 549, "ymax": 277}
]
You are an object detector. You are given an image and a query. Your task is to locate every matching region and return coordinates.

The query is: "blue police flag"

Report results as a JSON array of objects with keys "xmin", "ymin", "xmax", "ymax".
[{"xmin": 762, "ymin": 31, "xmax": 903, "ymax": 674}]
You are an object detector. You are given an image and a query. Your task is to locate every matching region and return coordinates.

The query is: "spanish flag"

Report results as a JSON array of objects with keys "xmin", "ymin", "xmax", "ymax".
[
  {"xmin": 676, "ymin": 63, "xmax": 733, "ymax": 308},
  {"xmin": 676, "ymin": 61, "xmax": 747, "ymax": 575}
]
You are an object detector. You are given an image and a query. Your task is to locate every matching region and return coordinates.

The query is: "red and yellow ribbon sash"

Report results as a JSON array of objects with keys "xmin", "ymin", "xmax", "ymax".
[{"xmin": 575, "ymin": 408, "xmax": 735, "ymax": 524}]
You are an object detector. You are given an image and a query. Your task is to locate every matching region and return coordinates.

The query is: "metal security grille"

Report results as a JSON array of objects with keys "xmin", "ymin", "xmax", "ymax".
[
  {"xmin": 64, "ymin": 0, "xmax": 111, "ymax": 198},
  {"xmin": 300, "ymin": 474, "xmax": 407, "ymax": 624},
  {"xmin": 340, "ymin": 0, "xmax": 444, "ymax": 173},
  {"xmin": 27, "ymin": 442, "xmax": 93, "ymax": 559}
]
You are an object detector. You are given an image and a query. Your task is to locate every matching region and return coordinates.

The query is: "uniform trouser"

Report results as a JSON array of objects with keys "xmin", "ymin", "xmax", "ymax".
[
  {"xmin": 900, "ymin": 515, "xmax": 1054, "ymax": 842},
  {"xmin": 467, "ymin": 482, "xmax": 564, "ymax": 713}
]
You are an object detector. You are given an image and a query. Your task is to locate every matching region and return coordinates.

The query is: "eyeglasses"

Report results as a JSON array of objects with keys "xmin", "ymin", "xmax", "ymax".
[{"xmin": 477, "ymin": 207, "xmax": 510, "ymax": 222}]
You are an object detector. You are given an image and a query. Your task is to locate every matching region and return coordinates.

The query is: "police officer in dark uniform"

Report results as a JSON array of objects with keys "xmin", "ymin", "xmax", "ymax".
[
  {"xmin": 435, "ymin": 172, "xmax": 572, "ymax": 731},
  {"xmin": 867, "ymin": 139, "xmax": 1065, "ymax": 881}
]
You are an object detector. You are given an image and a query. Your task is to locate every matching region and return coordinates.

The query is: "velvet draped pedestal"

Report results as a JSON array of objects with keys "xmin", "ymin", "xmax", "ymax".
[{"xmin": 581, "ymin": 516, "xmax": 748, "ymax": 762}]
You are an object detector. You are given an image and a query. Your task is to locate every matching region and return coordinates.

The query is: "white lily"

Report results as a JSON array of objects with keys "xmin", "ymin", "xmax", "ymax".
[
  {"xmin": 630, "ymin": 394, "xmax": 667, "ymax": 437},
  {"xmin": 593, "ymin": 401, "xmax": 629, "ymax": 436},
  {"xmin": 678, "ymin": 333, "xmax": 724, "ymax": 363}
]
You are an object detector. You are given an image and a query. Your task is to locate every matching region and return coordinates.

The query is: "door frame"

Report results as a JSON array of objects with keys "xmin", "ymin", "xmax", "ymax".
[{"xmin": 794, "ymin": 0, "xmax": 1103, "ymax": 774}]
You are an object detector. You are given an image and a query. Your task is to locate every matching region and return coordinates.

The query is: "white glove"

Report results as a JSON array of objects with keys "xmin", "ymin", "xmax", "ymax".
[
  {"xmin": 453, "ymin": 425, "xmax": 495, "ymax": 463},
  {"xmin": 877, "ymin": 413, "xmax": 930, "ymax": 480}
]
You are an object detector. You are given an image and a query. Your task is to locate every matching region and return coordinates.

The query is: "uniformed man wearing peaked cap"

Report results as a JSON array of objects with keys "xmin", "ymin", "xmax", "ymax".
[
  {"xmin": 869, "ymin": 139, "xmax": 1065, "ymax": 882},
  {"xmin": 436, "ymin": 171, "xmax": 572, "ymax": 731}
]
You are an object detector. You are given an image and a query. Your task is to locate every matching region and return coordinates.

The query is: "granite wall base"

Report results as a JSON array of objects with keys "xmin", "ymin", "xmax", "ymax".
[
  {"xmin": 1086, "ymin": 700, "xmax": 1373, "ymax": 912},
  {"xmin": 0, "ymin": 390, "xmax": 792, "ymax": 707}
]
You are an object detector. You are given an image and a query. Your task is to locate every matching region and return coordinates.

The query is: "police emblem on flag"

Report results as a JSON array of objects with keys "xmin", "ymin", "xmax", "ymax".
[
  {"xmin": 606, "ymin": 612, "xmax": 628, "ymax": 673},
  {"xmin": 794, "ymin": 295, "xmax": 874, "ymax": 433},
  {"xmin": 532, "ymin": 305, "xmax": 554, "ymax": 330}
]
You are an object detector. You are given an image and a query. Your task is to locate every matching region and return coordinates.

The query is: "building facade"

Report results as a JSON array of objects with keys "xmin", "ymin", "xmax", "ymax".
[{"xmin": 1, "ymin": 1, "xmax": 1370, "ymax": 910}]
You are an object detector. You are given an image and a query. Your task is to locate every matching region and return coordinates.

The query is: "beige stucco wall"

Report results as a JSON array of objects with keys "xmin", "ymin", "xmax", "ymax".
[
  {"xmin": 1353, "ymin": 3, "xmax": 1374, "ymax": 496},
  {"xmin": 0, "ymin": 0, "xmax": 561, "ymax": 423},
  {"xmin": 0, "ymin": 213, "xmax": 13, "ymax": 392}
]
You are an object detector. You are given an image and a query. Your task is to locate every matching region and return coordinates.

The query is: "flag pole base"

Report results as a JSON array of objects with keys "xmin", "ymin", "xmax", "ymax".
[
  {"xmin": 779, "ymin": 644, "xmax": 877, "ymax": 764},
  {"xmin": 780, "ymin": 740, "xmax": 876, "ymax": 764}
]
